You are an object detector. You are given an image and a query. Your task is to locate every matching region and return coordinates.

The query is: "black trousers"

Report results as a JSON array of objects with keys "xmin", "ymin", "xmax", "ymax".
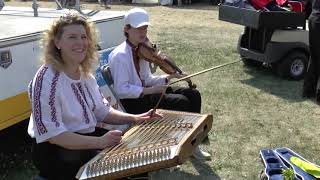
[
  {"xmin": 303, "ymin": 14, "xmax": 320, "ymax": 99},
  {"xmin": 32, "ymin": 128, "xmax": 107, "ymax": 180},
  {"xmin": 120, "ymin": 86, "xmax": 201, "ymax": 114}
]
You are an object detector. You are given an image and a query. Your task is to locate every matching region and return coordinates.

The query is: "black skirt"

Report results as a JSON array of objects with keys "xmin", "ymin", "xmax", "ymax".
[{"xmin": 32, "ymin": 128, "xmax": 108, "ymax": 180}]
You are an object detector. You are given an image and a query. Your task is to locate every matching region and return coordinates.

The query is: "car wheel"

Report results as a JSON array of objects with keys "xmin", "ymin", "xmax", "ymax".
[{"xmin": 276, "ymin": 51, "xmax": 308, "ymax": 80}]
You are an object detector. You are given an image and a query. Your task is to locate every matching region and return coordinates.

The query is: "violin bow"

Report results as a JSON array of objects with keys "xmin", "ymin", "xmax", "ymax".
[{"xmin": 150, "ymin": 60, "xmax": 241, "ymax": 116}]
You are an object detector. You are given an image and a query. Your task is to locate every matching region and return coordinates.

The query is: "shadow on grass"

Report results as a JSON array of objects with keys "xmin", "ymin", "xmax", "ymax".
[
  {"xmin": 240, "ymin": 65, "xmax": 305, "ymax": 102},
  {"xmin": 190, "ymin": 158, "xmax": 220, "ymax": 179},
  {"xmin": 164, "ymin": 3, "xmax": 219, "ymax": 11},
  {"xmin": 150, "ymin": 156, "xmax": 220, "ymax": 180}
]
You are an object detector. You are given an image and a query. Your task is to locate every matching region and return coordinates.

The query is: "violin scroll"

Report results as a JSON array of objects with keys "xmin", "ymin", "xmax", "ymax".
[{"xmin": 136, "ymin": 40, "xmax": 196, "ymax": 89}]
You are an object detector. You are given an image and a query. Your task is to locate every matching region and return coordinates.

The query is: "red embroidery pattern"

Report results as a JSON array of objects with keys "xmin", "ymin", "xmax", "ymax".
[
  {"xmin": 106, "ymin": 96, "xmax": 112, "ymax": 103},
  {"xmin": 112, "ymin": 103, "xmax": 118, "ymax": 109},
  {"xmin": 71, "ymin": 83, "xmax": 90, "ymax": 124},
  {"xmin": 76, "ymin": 83, "xmax": 89, "ymax": 105},
  {"xmin": 33, "ymin": 66, "xmax": 48, "ymax": 135},
  {"xmin": 48, "ymin": 72, "xmax": 60, "ymax": 127}
]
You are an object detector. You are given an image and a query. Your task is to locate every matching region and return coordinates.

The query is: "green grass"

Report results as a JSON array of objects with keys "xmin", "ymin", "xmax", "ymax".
[
  {"xmin": 3, "ymin": 2, "xmax": 320, "ymax": 180},
  {"xmin": 5, "ymin": 162, "xmax": 37, "ymax": 180},
  {"xmin": 283, "ymin": 168, "xmax": 295, "ymax": 180}
]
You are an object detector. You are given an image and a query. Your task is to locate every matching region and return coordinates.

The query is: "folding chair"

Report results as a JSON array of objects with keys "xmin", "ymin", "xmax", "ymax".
[{"xmin": 95, "ymin": 47, "xmax": 130, "ymax": 131}]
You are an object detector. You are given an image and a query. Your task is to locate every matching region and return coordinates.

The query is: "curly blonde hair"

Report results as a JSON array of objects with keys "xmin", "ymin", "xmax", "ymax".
[{"xmin": 41, "ymin": 13, "xmax": 98, "ymax": 76}]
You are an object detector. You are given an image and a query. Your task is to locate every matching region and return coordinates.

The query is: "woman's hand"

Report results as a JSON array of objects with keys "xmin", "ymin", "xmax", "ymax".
[
  {"xmin": 133, "ymin": 109, "xmax": 163, "ymax": 124},
  {"xmin": 98, "ymin": 130, "xmax": 123, "ymax": 149}
]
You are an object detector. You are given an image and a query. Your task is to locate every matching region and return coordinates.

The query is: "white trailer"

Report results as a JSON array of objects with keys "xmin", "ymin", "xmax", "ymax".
[{"xmin": 0, "ymin": 6, "xmax": 125, "ymax": 130}]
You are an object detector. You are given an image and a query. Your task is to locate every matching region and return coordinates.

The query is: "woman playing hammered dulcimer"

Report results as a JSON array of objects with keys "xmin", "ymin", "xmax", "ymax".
[{"xmin": 27, "ymin": 13, "xmax": 161, "ymax": 180}]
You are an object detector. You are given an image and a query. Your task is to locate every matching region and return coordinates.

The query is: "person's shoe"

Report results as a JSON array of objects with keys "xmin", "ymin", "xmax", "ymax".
[
  {"xmin": 168, "ymin": 165, "xmax": 181, "ymax": 172},
  {"xmin": 202, "ymin": 135, "xmax": 210, "ymax": 144},
  {"xmin": 192, "ymin": 146, "xmax": 211, "ymax": 161}
]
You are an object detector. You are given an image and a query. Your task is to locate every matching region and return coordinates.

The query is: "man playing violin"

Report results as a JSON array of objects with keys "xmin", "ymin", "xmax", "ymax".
[{"xmin": 108, "ymin": 8, "xmax": 211, "ymax": 160}]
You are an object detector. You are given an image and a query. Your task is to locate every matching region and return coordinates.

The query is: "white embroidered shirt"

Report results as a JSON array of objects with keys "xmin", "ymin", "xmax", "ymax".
[{"xmin": 28, "ymin": 65, "xmax": 111, "ymax": 143}]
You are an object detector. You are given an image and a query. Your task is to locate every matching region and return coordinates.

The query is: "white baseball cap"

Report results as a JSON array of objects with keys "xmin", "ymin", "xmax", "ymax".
[{"xmin": 124, "ymin": 8, "xmax": 150, "ymax": 28}]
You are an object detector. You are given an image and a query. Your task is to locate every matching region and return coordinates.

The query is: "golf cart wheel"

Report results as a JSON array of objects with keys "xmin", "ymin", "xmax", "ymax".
[
  {"xmin": 276, "ymin": 51, "xmax": 308, "ymax": 80},
  {"xmin": 242, "ymin": 58, "xmax": 263, "ymax": 67}
]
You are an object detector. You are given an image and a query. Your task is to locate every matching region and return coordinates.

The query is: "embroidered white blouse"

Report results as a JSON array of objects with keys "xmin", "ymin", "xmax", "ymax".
[
  {"xmin": 108, "ymin": 41, "xmax": 167, "ymax": 99},
  {"xmin": 28, "ymin": 65, "xmax": 112, "ymax": 143}
]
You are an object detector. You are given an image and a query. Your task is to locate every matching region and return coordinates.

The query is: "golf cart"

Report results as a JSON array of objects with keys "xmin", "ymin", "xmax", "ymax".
[{"xmin": 219, "ymin": 4, "xmax": 309, "ymax": 80}]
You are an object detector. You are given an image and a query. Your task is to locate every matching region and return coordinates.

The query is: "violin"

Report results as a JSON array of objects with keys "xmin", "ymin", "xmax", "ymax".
[{"xmin": 136, "ymin": 39, "xmax": 197, "ymax": 89}]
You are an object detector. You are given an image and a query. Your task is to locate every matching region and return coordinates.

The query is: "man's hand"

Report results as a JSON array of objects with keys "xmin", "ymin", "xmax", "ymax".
[
  {"xmin": 133, "ymin": 109, "xmax": 163, "ymax": 124},
  {"xmin": 143, "ymin": 85, "xmax": 167, "ymax": 95},
  {"xmin": 167, "ymin": 73, "xmax": 191, "ymax": 82},
  {"xmin": 168, "ymin": 72, "xmax": 186, "ymax": 80}
]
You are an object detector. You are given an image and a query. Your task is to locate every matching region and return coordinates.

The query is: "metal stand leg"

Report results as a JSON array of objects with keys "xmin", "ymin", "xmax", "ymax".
[
  {"xmin": 0, "ymin": 0, "xmax": 5, "ymax": 11},
  {"xmin": 55, "ymin": 0, "xmax": 63, "ymax": 10},
  {"xmin": 75, "ymin": 0, "xmax": 81, "ymax": 13},
  {"xmin": 32, "ymin": 0, "xmax": 38, "ymax": 17}
]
